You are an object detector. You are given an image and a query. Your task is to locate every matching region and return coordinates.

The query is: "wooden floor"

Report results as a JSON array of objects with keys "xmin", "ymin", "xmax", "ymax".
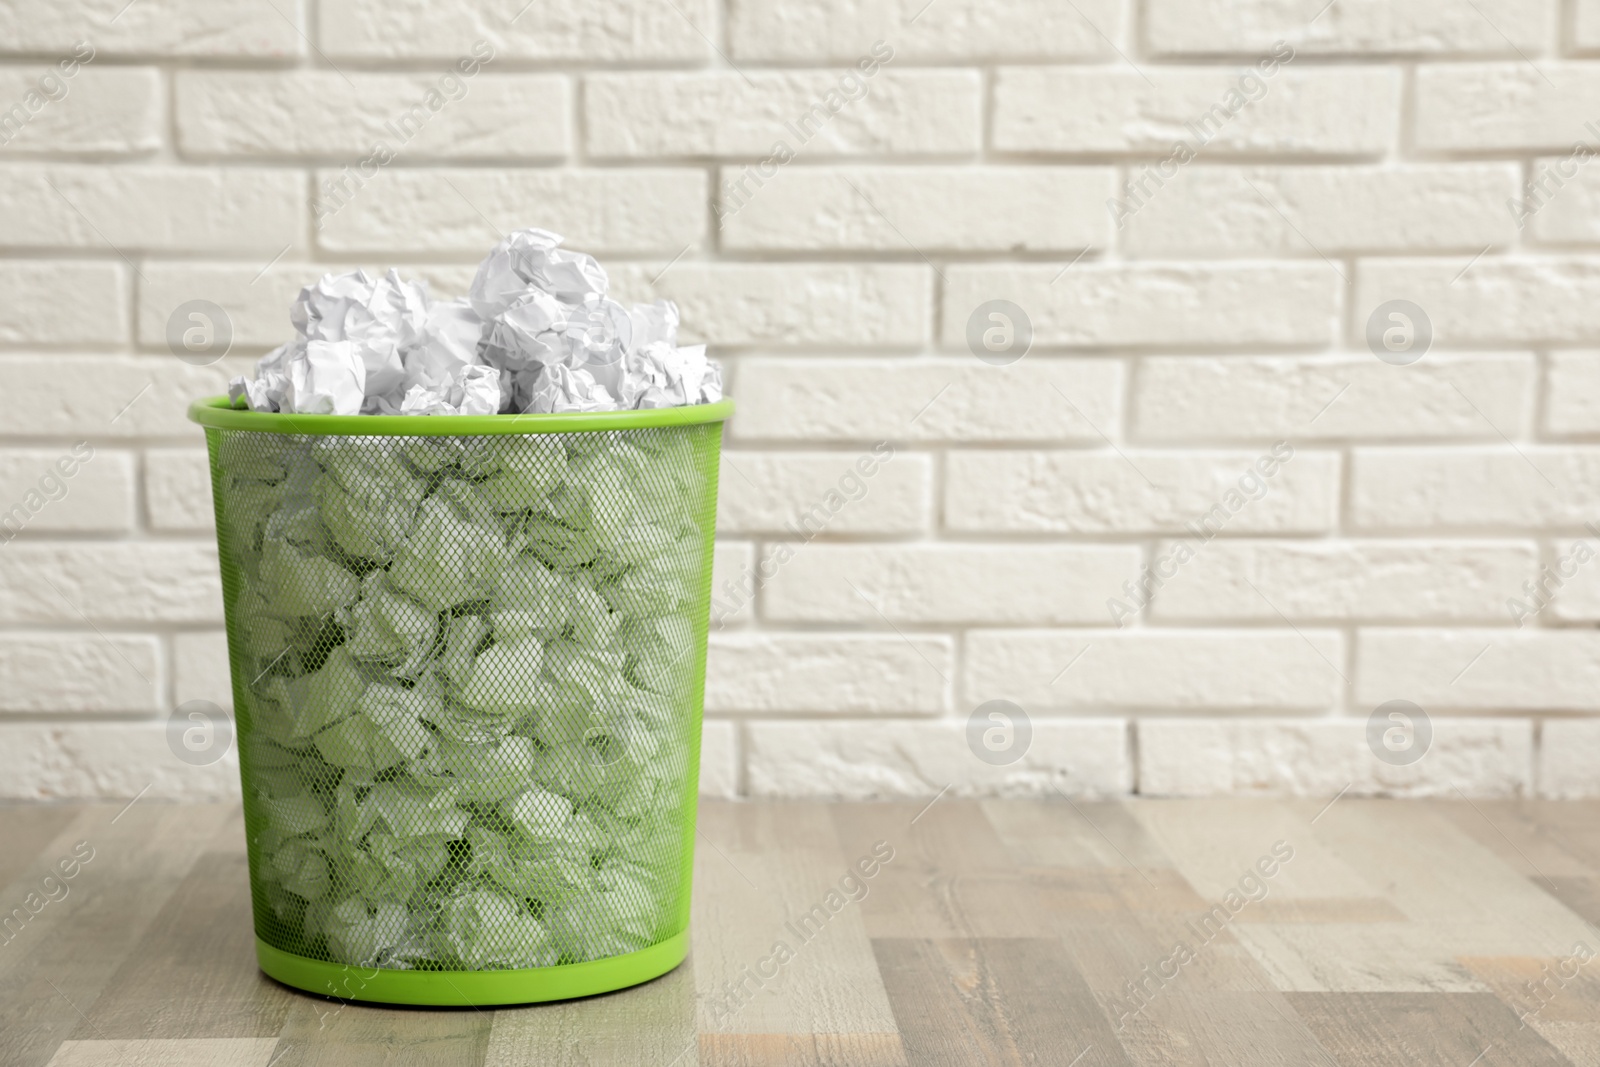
[{"xmin": 7, "ymin": 797, "xmax": 1600, "ymax": 1066}]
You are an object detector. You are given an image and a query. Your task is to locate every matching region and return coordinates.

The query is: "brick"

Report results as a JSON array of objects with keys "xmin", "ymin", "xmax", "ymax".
[
  {"xmin": 718, "ymin": 450, "xmax": 929, "ymax": 535},
  {"xmin": 720, "ymin": 165, "xmax": 1110, "ymax": 252},
  {"xmin": 1416, "ymin": 64, "xmax": 1600, "ymax": 152},
  {"xmin": 313, "ymin": 168, "xmax": 705, "ymax": 255},
  {"xmin": 0, "ymin": 723, "xmax": 238, "ymax": 801},
  {"xmin": 0, "ymin": 165, "xmax": 302, "ymax": 252},
  {"xmin": 0, "ymin": 634, "xmax": 160, "ymax": 713},
  {"xmin": 1146, "ymin": 0, "xmax": 1551, "ymax": 56},
  {"xmin": 0, "ymin": 68, "xmax": 160, "ymax": 154},
  {"xmin": 609, "ymin": 264, "xmax": 930, "ymax": 348},
  {"xmin": 943, "ymin": 263, "xmax": 1339, "ymax": 348},
  {"xmin": 176, "ymin": 72, "xmax": 569, "ymax": 160},
  {"xmin": 993, "ymin": 67, "xmax": 1398, "ymax": 155},
  {"xmin": 707, "ymin": 633, "xmax": 950, "ymax": 714},
  {"xmin": 0, "ymin": 356, "xmax": 248, "ymax": 438},
  {"xmin": 1351, "ymin": 447, "xmax": 1600, "ymax": 531},
  {"xmin": 1543, "ymin": 538, "xmax": 1600, "ymax": 623},
  {"xmin": 1356, "ymin": 258, "xmax": 1600, "ymax": 346},
  {"xmin": 1539, "ymin": 719, "xmax": 1600, "ymax": 798},
  {"xmin": 733, "ymin": 359, "xmax": 1121, "ymax": 443},
  {"xmin": 727, "ymin": 0, "xmax": 1116, "ymax": 60},
  {"xmin": 1549, "ymin": 354, "xmax": 1600, "ymax": 434},
  {"xmin": 145, "ymin": 449, "xmax": 212, "ymax": 532},
  {"xmin": 761, "ymin": 544, "xmax": 1141, "ymax": 625},
  {"xmin": 699, "ymin": 720, "xmax": 739, "ymax": 798},
  {"xmin": 711, "ymin": 540, "xmax": 756, "ymax": 628},
  {"xmin": 1582, "ymin": 0, "xmax": 1600, "ymax": 48},
  {"xmin": 1524, "ymin": 159, "xmax": 1600, "ymax": 243},
  {"xmin": 745, "ymin": 718, "xmax": 1130, "ymax": 798},
  {"xmin": 1356, "ymin": 629, "xmax": 1600, "ymax": 711},
  {"xmin": 173, "ymin": 630, "xmax": 231, "ymax": 711},
  {"xmin": 964, "ymin": 630, "xmax": 1344, "ymax": 712},
  {"xmin": 0, "ymin": 543, "xmax": 220, "ymax": 624},
  {"xmin": 0, "ymin": 0, "xmax": 301, "ymax": 57},
  {"xmin": 1149, "ymin": 540, "xmax": 1537, "ymax": 622},
  {"xmin": 1138, "ymin": 718, "xmax": 1533, "ymax": 798},
  {"xmin": 0, "ymin": 261, "xmax": 125, "ymax": 346},
  {"xmin": 1121, "ymin": 165, "xmax": 1517, "ymax": 255},
  {"xmin": 584, "ymin": 71, "xmax": 980, "ymax": 158},
  {"xmin": 1135, "ymin": 354, "xmax": 1537, "ymax": 441},
  {"xmin": 0, "ymin": 447, "xmax": 135, "ymax": 535},
  {"xmin": 320, "ymin": 0, "xmax": 713, "ymax": 60},
  {"xmin": 945, "ymin": 449, "xmax": 1339, "ymax": 535},
  {"xmin": 138, "ymin": 263, "xmax": 477, "ymax": 351}
]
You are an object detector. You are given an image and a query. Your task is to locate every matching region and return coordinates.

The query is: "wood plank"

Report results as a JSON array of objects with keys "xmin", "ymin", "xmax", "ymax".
[
  {"xmin": 980, "ymin": 799, "xmax": 1180, "ymax": 874},
  {"xmin": 0, "ymin": 802, "xmax": 235, "ymax": 1067},
  {"xmin": 1287, "ymin": 992, "xmax": 1576, "ymax": 1066},
  {"xmin": 693, "ymin": 801, "xmax": 903, "ymax": 1058},
  {"xmin": 482, "ymin": 957, "xmax": 697, "ymax": 1067},
  {"xmin": 1425, "ymin": 800, "xmax": 1598, "ymax": 881},
  {"xmin": 872, "ymin": 937, "xmax": 1132, "ymax": 1067},
  {"xmin": 43, "ymin": 1038, "xmax": 280, "ymax": 1067},
  {"xmin": 74, "ymin": 808, "xmax": 296, "ymax": 1040},
  {"xmin": 1228, "ymin": 923, "xmax": 1489, "ymax": 994},
  {"xmin": 1109, "ymin": 991, "xmax": 1343, "ymax": 1067},
  {"xmin": 268, "ymin": 997, "xmax": 491, "ymax": 1067},
  {"xmin": 1460, "ymin": 955, "xmax": 1600, "ymax": 1026},
  {"xmin": 0, "ymin": 805, "xmax": 81, "ymax": 890}
]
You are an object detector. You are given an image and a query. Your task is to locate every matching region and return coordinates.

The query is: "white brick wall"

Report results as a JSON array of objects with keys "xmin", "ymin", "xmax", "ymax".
[{"xmin": 5, "ymin": 0, "xmax": 1600, "ymax": 801}]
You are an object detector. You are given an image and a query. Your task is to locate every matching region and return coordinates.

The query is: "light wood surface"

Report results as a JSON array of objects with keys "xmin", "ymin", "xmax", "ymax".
[{"xmin": 9, "ymin": 797, "xmax": 1600, "ymax": 1066}]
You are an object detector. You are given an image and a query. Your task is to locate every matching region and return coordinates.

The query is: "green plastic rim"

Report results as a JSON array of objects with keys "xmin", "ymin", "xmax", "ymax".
[
  {"xmin": 188, "ymin": 395, "xmax": 734, "ymax": 436},
  {"xmin": 256, "ymin": 930, "xmax": 689, "ymax": 1006}
]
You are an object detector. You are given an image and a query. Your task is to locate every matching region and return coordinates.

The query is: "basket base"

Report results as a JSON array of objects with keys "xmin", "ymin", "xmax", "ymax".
[{"xmin": 256, "ymin": 931, "xmax": 688, "ymax": 1006}]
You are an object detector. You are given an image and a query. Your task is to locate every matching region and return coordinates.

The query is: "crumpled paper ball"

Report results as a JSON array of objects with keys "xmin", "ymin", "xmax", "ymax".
[{"xmin": 229, "ymin": 229, "xmax": 722, "ymax": 416}]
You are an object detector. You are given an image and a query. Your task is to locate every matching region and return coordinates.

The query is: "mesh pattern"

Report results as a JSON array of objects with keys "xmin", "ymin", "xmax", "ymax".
[{"xmin": 203, "ymin": 424, "xmax": 721, "ymax": 972}]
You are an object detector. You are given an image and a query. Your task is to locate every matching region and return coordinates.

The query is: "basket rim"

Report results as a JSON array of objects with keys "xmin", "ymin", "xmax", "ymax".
[{"xmin": 187, "ymin": 395, "xmax": 734, "ymax": 436}]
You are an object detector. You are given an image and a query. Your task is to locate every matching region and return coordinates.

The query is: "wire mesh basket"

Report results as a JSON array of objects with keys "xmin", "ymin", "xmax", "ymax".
[{"xmin": 188, "ymin": 396, "xmax": 731, "ymax": 1005}]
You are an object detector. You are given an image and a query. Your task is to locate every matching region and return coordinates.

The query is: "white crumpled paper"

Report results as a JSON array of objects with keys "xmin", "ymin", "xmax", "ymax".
[{"xmin": 229, "ymin": 229, "xmax": 723, "ymax": 416}]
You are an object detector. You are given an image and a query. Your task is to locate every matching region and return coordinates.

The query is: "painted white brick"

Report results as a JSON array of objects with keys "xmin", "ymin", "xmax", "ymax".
[
  {"xmin": 945, "ymin": 449, "xmax": 1340, "ymax": 534},
  {"xmin": 964, "ymin": 630, "xmax": 1344, "ymax": 712},
  {"xmin": 0, "ymin": 723, "xmax": 238, "ymax": 801},
  {"xmin": 1546, "ymin": 353, "xmax": 1600, "ymax": 434},
  {"xmin": 732, "ymin": 358, "xmax": 1122, "ymax": 442},
  {"xmin": 1582, "ymin": 0, "xmax": 1600, "ymax": 48},
  {"xmin": 176, "ymin": 72, "xmax": 570, "ymax": 160},
  {"xmin": 1138, "ymin": 718, "xmax": 1533, "ymax": 798},
  {"xmin": 0, "ymin": 543, "xmax": 221, "ymax": 624},
  {"xmin": 1357, "ymin": 629, "xmax": 1600, "ymax": 711},
  {"xmin": 720, "ymin": 165, "xmax": 1111, "ymax": 252},
  {"xmin": 138, "ymin": 263, "xmax": 477, "ymax": 351},
  {"xmin": 584, "ymin": 71, "xmax": 981, "ymax": 158},
  {"xmin": 719, "ymin": 450, "xmax": 929, "ymax": 535},
  {"xmin": 1351, "ymin": 447, "xmax": 1600, "ymax": 531},
  {"xmin": 1135, "ymin": 354, "xmax": 1537, "ymax": 441},
  {"xmin": 0, "ymin": 448, "xmax": 135, "ymax": 535},
  {"xmin": 0, "ymin": 165, "xmax": 302, "ymax": 252},
  {"xmin": 0, "ymin": 356, "xmax": 248, "ymax": 439},
  {"xmin": 1524, "ymin": 159, "xmax": 1600, "ymax": 243},
  {"xmin": 1356, "ymin": 258, "xmax": 1600, "ymax": 346},
  {"xmin": 993, "ymin": 67, "xmax": 1398, "ymax": 155},
  {"xmin": 761, "ymin": 544, "xmax": 1141, "ymax": 624},
  {"xmin": 173, "ymin": 630, "xmax": 231, "ymax": 711},
  {"xmin": 0, "ymin": 0, "xmax": 301, "ymax": 57},
  {"xmin": 728, "ymin": 0, "xmax": 1116, "ymax": 60},
  {"xmin": 942, "ymin": 263, "xmax": 1339, "ymax": 348},
  {"xmin": 1150, "ymin": 540, "xmax": 1538, "ymax": 622},
  {"xmin": 1121, "ymin": 165, "xmax": 1517, "ymax": 256},
  {"xmin": 146, "ymin": 448, "xmax": 212, "ymax": 532},
  {"xmin": 0, "ymin": 261, "xmax": 125, "ymax": 346},
  {"xmin": 0, "ymin": 68, "xmax": 160, "ymax": 155},
  {"xmin": 711, "ymin": 540, "xmax": 756, "ymax": 628},
  {"xmin": 706, "ymin": 633, "xmax": 951, "ymax": 713},
  {"xmin": 1146, "ymin": 0, "xmax": 1552, "ymax": 56},
  {"xmin": 0, "ymin": 635, "xmax": 160, "ymax": 713},
  {"xmin": 1544, "ymin": 538, "xmax": 1600, "ymax": 622},
  {"xmin": 314, "ymin": 168, "xmax": 705, "ymax": 255},
  {"xmin": 320, "ymin": 0, "xmax": 713, "ymax": 60},
  {"xmin": 1416, "ymin": 64, "xmax": 1600, "ymax": 152},
  {"xmin": 1538, "ymin": 719, "xmax": 1600, "ymax": 798},
  {"xmin": 746, "ymin": 719, "xmax": 1131, "ymax": 798},
  {"xmin": 609, "ymin": 264, "xmax": 930, "ymax": 349},
  {"xmin": 699, "ymin": 720, "xmax": 739, "ymax": 798}
]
